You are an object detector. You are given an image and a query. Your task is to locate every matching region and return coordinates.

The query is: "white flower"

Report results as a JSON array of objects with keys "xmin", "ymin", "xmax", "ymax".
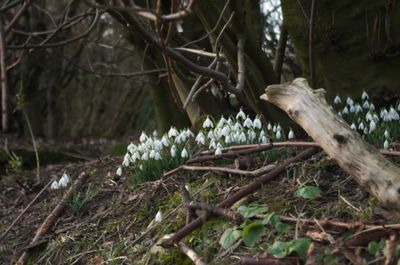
[
  {"xmin": 181, "ymin": 148, "xmax": 188, "ymax": 158},
  {"xmin": 168, "ymin": 127, "xmax": 178, "ymax": 138},
  {"xmin": 170, "ymin": 145, "xmax": 177, "ymax": 157},
  {"xmin": 361, "ymin": 91, "xmax": 369, "ymax": 100},
  {"xmin": 221, "ymin": 126, "xmax": 230, "ymax": 137},
  {"xmin": 389, "ymin": 107, "xmax": 399, "ymax": 120},
  {"xmin": 342, "ymin": 106, "xmax": 349, "ymax": 115},
  {"xmin": 50, "ymin": 180, "xmax": 59, "ymax": 190},
  {"xmin": 116, "ymin": 167, "xmax": 122, "ymax": 176},
  {"xmin": 259, "ymin": 129, "xmax": 265, "ymax": 138},
  {"xmin": 127, "ymin": 142, "xmax": 136, "ymax": 153},
  {"xmin": 224, "ymin": 135, "xmax": 231, "ymax": 144},
  {"xmin": 239, "ymin": 132, "xmax": 247, "ymax": 143},
  {"xmin": 272, "ymin": 125, "xmax": 277, "ymax": 132},
  {"xmin": 358, "ymin": 122, "xmax": 365, "ymax": 130},
  {"xmin": 195, "ymin": 132, "xmax": 205, "ymax": 145},
  {"xmin": 288, "ymin": 129, "xmax": 295, "ymax": 139},
  {"xmin": 362, "ymin": 101, "xmax": 370, "ymax": 109},
  {"xmin": 338, "ymin": 111, "xmax": 342, "ymax": 116},
  {"xmin": 218, "ymin": 116, "xmax": 227, "ymax": 127},
  {"xmin": 122, "ymin": 154, "xmax": 130, "ymax": 167},
  {"xmin": 236, "ymin": 109, "xmax": 246, "ymax": 120},
  {"xmin": 155, "ymin": 210, "xmax": 163, "ymax": 223},
  {"xmin": 350, "ymin": 105, "xmax": 355, "ymax": 113},
  {"xmin": 260, "ymin": 136, "xmax": 268, "ymax": 144},
  {"xmin": 215, "ymin": 147, "xmax": 222, "ymax": 155},
  {"xmin": 58, "ymin": 174, "xmax": 70, "ymax": 188},
  {"xmin": 154, "ymin": 152, "xmax": 161, "ymax": 160},
  {"xmin": 161, "ymin": 135, "xmax": 169, "ymax": 147},
  {"xmin": 139, "ymin": 132, "xmax": 148, "ymax": 142},
  {"xmin": 203, "ymin": 116, "xmax": 214, "ymax": 128},
  {"xmin": 355, "ymin": 104, "xmax": 362, "ymax": 114},
  {"xmin": 233, "ymin": 122, "xmax": 241, "ymax": 131},
  {"xmin": 131, "ymin": 152, "xmax": 140, "ymax": 162},
  {"xmin": 152, "ymin": 130, "xmax": 158, "ymax": 137},
  {"xmin": 185, "ymin": 185, "xmax": 190, "ymax": 192},
  {"xmin": 209, "ymin": 139, "xmax": 217, "ymax": 149},
  {"xmin": 243, "ymin": 117, "xmax": 253, "ymax": 128},
  {"xmin": 153, "ymin": 140, "xmax": 163, "ymax": 151},
  {"xmin": 369, "ymin": 120, "xmax": 376, "ymax": 133},
  {"xmin": 185, "ymin": 129, "xmax": 194, "ymax": 138},
  {"xmin": 334, "ymin": 95, "xmax": 341, "ymax": 104},
  {"xmin": 253, "ymin": 118, "xmax": 262, "ymax": 129},
  {"xmin": 380, "ymin": 109, "xmax": 388, "ymax": 119},
  {"xmin": 248, "ymin": 130, "xmax": 256, "ymax": 141},
  {"xmin": 276, "ymin": 130, "xmax": 281, "ymax": 139},
  {"xmin": 350, "ymin": 123, "xmax": 356, "ymax": 130},
  {"xmin": 384, "ymin": 140, "xmax": 389, "ymax": 149},
  {"xmin": 384, "ymin": 130, "xmax": 390, "ymax": 138},
  {"xmin": 174, "ymin": 135, "xmax": 182, "ymax": 144},
  {"xmin": 365, "ymin": 112, "xmax": 373, "ymax": 122},
  {"xmin": 369, "ymin": 103, "xmax": 375, "ymax": 111},
  {"xmin": 141, "ymin": 152, "xmax": 149, "ymax": 161},
  {"xmin": 346, "ymin": 97, "xmax": 354, "ymax": 106},
  {"xmin": 149, "ymin": 149, "xmax": 156, "ymax": 159},
  {"xmin": 267, "ymin": 123, "xmax": 272, "ymax": 130}
]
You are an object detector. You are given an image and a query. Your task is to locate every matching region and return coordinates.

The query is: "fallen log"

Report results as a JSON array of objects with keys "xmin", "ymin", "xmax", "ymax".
[{"xmin": 260, "ymin": 78, "xmax": 400, "ymax": 212}]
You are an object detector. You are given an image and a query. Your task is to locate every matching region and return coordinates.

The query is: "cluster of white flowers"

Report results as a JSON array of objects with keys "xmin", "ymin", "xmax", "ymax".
[
  {"xmin": 118, "ymin": 109, "xmax": 296, "ymax": 182},
  {"xmin": 333, "ymin": 91, "xmax": 400, "ymax": 149},
  {"xmin": 50, "ymin": 172, "xmax": 71, "ymax": 190}
]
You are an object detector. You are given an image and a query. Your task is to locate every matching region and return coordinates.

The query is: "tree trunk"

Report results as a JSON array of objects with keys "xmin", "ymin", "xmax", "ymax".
[{"xmin": 261, "ymin": 78, "xmax": 400, "ymax": 212}]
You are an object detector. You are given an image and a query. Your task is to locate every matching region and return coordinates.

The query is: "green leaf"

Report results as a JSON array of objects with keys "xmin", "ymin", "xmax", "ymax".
[
  {"xmin": 238, "ymin": 205, "xmax": 269, "ymax": 219},
  {"xmin": 242, "ymin": 223, "xmax": 265, "ymax": 247},
  {"xmin": 294, "ymin": 186, "xmax": 321, "ymax": 200},
  {"xmin": 219, "ymin": 228, "xmax": 241, "ymax": 249},
  {"xmin": 261, "ymin": 213, "xmax": 280, "ymax": 226},
  {"xmin": 367, "ymin": 241, "xmax": 379, "ymax": 256},
  {"xmin": 287, "ymin": 238, "xmax": 312, "ymax": 260},
  {"xmin": 274, "ymin": 221, "xmax": 292, "ymax": 234},
  {"xmin": 269, "ymin": 241, "xmax": 289, "ymax": 258}
]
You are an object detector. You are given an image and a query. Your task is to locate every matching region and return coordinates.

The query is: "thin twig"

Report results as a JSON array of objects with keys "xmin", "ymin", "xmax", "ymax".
[
  {"xmin": 309, "ymin": 0, "xmax": 317, "ymax": 89},
  {"xmin": 177, "ymin": 242, "xmax": 207, "ymax": 265}
]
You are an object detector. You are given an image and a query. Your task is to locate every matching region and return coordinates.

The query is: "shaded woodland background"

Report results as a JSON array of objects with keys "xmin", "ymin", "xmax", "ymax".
[{"xmin": 1, "ymin": 0, "xmax": 400, "ymax": 139}]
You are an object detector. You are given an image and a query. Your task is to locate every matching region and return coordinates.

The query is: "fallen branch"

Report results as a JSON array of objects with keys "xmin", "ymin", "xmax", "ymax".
[
  {"xmin": 239, "ymin": 256, "xmax": 298, "ymax": 265},
  {"xmin": 177, "ymin": 242, "xmax": 207, "ymax": 265},
  {"xmin": 261, "ymin": 78, "xmax": 400, "ymax": 211},
  {"xmin": 16, "ymin": 172, "xmax": 88, "ymax": 265},
  {"xmin": 188, "ymin": 202, "xmax": 243, "ymax": 224},
  {"xmin": 164, "ymin": 147, "xmax": 319, "ymax": 246}
]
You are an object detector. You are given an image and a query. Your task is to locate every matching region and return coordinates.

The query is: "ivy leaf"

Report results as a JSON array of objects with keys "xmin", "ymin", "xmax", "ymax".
[
  {"xmin": 269, "ymin": 241, "xmax": 289, "ymax": 258},
  {"xmin": 294, "ymin": 186, "xmax": 321, "ymax": 200},
  {"xmin": 219, "ymin": 228, "xmax": 241, "ymax": 249},
  {"xmin": 242, "ymin": 223, "xmax": 265, "ymax": 247},
  {"xmin": 238, "ymin": 204, "xmax": 269, "ymax": 219},
  {"xmin": 287, "ymin": 238, "xmax": 312, "ymax": 260},
  {"xmin": 274, "ymin": 221, "xmax": 292, "ymax": 234}
]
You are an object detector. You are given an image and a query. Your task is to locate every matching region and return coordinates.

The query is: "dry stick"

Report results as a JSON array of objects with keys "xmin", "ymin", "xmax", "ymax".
[
  {"xmin": 239, "ymin": 256, "xmax": 298, "ymax": 265},
  {"xmin": 181, "ymin": 187, "xmax": 195, "ymax": 224},
  {"xmin": 16, "ymin": 172, "xmax": 88, "ymax": 265},
  {"xmin": 0, "ymin": 15, "xmax": 8, "ymax": 132},
  {"xmin": 177, "ymin": 242, "xmax": 207, "ymax": 265},
  {"xmin": 309, "ymin": 0, "xmax": 317, "ymax": 89},
  {"xmin": 273, "ymin": 25, "xmax": 288, "ymax": 82},
  {"xmin": 165, "ymin": 147, "xmax": 319, "ymax": 246},
  {"xmin": 188, "ymin": 202, "xmax": 243, "ymax": 224},
  {"xmin": 4, "ymin": 0, "xmax": 33, "ymax": 36},
  {"xmin": 0, "ymin": 180, "xmax": 53, "ymax": 241}
]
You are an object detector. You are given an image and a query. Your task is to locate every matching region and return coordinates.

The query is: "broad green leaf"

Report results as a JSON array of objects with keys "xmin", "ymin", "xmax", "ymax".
[
  {"xmin": 287, "ymin": 238, "xmax": 312, "ymax": 260},
  {"xmin": 367, "ymin": 241, "xmax": 379, "ymax": 255},
  {"xmin": 294, "ymin": 186, "xmax": 321, "ymax": 200},
  {"xmin": 242, "ymin": 223, "xmax": 265, "ymax": 247},
  {"xmin": 269, "ymin": 241, "xmax": 289, "ymax": 258},
  {"xmin": 238, "ymin": 205, "xmax": 269, "ymax": 218},
  {"xmin": 261, "ymin": 213, "xmax": 280, "ymax": 226},
  {"xmin": 274, "ymin": 221, "xmax": 292, "ymax": 234},
  {"xmin": 219, "ymin": 228, "xmax": 241, "ymax": 249}
]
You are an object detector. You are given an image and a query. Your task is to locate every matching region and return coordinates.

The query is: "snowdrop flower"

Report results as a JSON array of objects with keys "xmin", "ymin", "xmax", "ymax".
[
  {"xmin": 342, "ymin": 106, "xmax": 349, "ymax": 115},
  {"xmin": 195, "ymin": 132, "xmax": 205, "ymax": 145},
  {"xmin": 127, "ymin": 142, "xmax": 136, "ymax": 153},
  {"xmin": 288, "ymin": 129, "xmax": 295, "ymax": 139},
  {"xmin": 233, "ymin": 122, "xmax": 241, "ymax": 131},
  {"xmin": 116, "ymin": 167, "xmax": 122, "ymax": 176},
  {"xmin": 152, "ymin": 130, "xmax": 158, "ymax": 137},
  {"xmin": 236, "ymin": 109, "xmax": 246, "ymax": 120},
  {"xmin": 276, "ymin": 130, "xmax": 282, "ymax": 140},
  {"xmin": 369, "ymin": 120, "xmax": 376, "ymax": 133},
  {"xmin": 185, "ymin": 129, "xmax": 194, "ymax": 138},
  {"xmin": 203, "ymin": 116, "xmax": 214, "ymax": 128},
  {"xmin": 361, "ymin": 91, "xmax": 369, "ymax": 100},
  {"xmin": 141, "ymin": 152, "xmax": 149, "ymax": 161},
  {"xmin": 338, "ymin": 111, "xmax": 342, "ymax": 117},
  {"xmin": 243, "ymin": 117, "xmax": 253, "ymax": 128},
  {"xmin": 161, "ymin": 135, "xmax": 169, "ymax": 147},
  {"xmin": 267, "ymin": 123, "xmax": 272, "ymax": 130},
  {"xmin": 358, "ymin": 122, "xmax": 365, "ymax": 130},
  {"xmin": 239, "ymin": 132, "xmax": 247, "ymax": 143},
  {"xmin": 174, "ymin": 135, "xmax": 183, "ymax": 144},
  {"xmin": 349, "ymin": 105, "xmax": 356, "ymax": 113},
  {"xmin": 170, "ymin": 145, "xmax": 177, "ymax": 157},
  {"xmin": 58, "ymin": 174, "xmax": 70, "ymax": 188},
  {"xmin": 155, "ymin": 210, "xmax": 163, "ymax": 223},
  {"xmin": 259, "ymin": 129, "xmax": 266, "ymax": 138},
  {"xmin": 123, "ymin": 154, "xmax": 130, "ymax": 167},
  {"xmin": 260, "ymin": 136, "xmax": 268, "ymax": 144},
  {"xmin": 185, "ymin": 185, "xmax": 190, "ymax": 192},
  {"xmin": 364, "ymin": 128, "xmax": 369, "ymax": 135},
  {"xmin": 215, "ymin": 146, "xmax": 222, "ymax": 155},
  {"xmin": 350, "ymin": 123, "xmax": 356, "ymax": 130},
  {"xmin": 380, "ymin": 109, "xmax": 388, "ymax": 119},
  {"xmin": 248, "ymin": 130, "xmax": 256, "ymax": 141},
  {"xmin": 218, "ymin": 116, "xmax": 227, "ymax": 127},
  {"xmin": 209, "ymin": 139, "xmax": 217, "ymax": 149},
  {"xmin": 149, "ymin": 149, "xmax": 156, "ymax": 159},
  {"xmin": 365, "ymin": 112, "xmax": 373, "ymax": 122},
  {"xmin": 272, "ymin": 125, "xmax": 277, "ymax": 132},
  {"xmin": 50, "ymin": 180, "xmax": 59, "ymax": 190},
  {"xmin": 154, "ymin": 152, "xmax": 161, "ymax": 160},
  {"xmin": 153, "ymin": 140, "xmax": 163, "ymax": 151},
  {"xmin": 362, "ymin": 101, "xmax": 370, "ymax": 109},
  {"xmin": 207, "ymin": 131, "xmax": 215, "ymax": 140},
  {"xmin": 389, "ymin": 107, "xmax": 399, "ymax": 120},
  {"xmin": 355, "ymin": 104, "xmax": 363, "ymax": 114},
  {"xmin": 139, "ymin": 132, "xmax": 148, "ymax": 142},
  {"xmin": 369, "ymin": 103, "xmax": 375, "ymax": 111},
  {"xmin": 253, "ymin": 117, "xmax": 262, "ymax": 129},
  {"xmin": 181, "ymin": 148, "xmax": 188, "ymax": 158},
  {"xmin": 168, "ymin": 127, "xmax": 178, "ymax": 138},
  {"xmin": 224, "ymin": 135, "xmax": 231, "ymax": 144},
  {"xmin": 221, "ymin": 126, "xmax": 230, "ymax": 137},
  {"xmin": 131, "ymin": 152, "xmax": 140, "ymax": 162},
  {"xmin": 384, "ymin": 130, "xmax": 390, "ymax": 138},
  {"xmin": 346, "ymin": 97, "xmax": 354, "ymax": 106},
  {"xmin": 334, "ymin": 95, "xmax": 341, "ymax": 104},
  {"xmin": 383, "ymin": 140, "xmax": 389, "ymax": 149}
]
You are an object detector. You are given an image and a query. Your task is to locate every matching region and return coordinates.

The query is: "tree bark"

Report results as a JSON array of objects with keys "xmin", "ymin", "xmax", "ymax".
[{"xmin": 260, "ymin": 78, "xmax": 400, "ymax": 212}]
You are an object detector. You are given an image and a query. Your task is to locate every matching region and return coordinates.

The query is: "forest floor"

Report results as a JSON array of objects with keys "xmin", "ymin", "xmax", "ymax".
[{"xmin": 1, "ymin": 134, "xmax": 400, "ymax": 265}]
